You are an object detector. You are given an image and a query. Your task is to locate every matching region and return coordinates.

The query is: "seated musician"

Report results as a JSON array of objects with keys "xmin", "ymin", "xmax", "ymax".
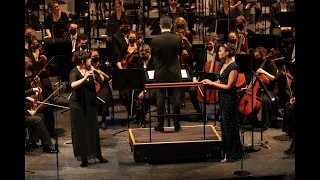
[
  {"xmin": 74, "ymin": 33, "xmax": 89, "ymax": 52},
  {"xmin": 135, "ymin": 44, "xmax": 157, "ymax": 127},
  {"xmin": 173, "ymin": 17, "xmax": 193, "ymax": 45},
  {"xmin": 67, "ymin": 21, "xmax": 80, "ymax": 53},
  {"xmin": 228, "ymin": 30, "xmax": 247, "ymax": 53},
  {"xmin": 25, "ymin": 87, "xmax": 58, "ymax": 153},
  {"xmin": 25, "ymin": 25, "xmax": 33, "ymax": 54},
  {"xmin": 161, "ymin": 0, "xmax": 187, "ymax": 22},
  {"xmin": 174, "ymin": 27, "xmax": 193, "ymax": 108},
  {"xmin": 216, "ymin": 0, "xmax": 240, "ymax": 20},
  {"xmin": 25, "ymin": 38, "xmax": 56, "ymax": 137},
  {"xmin": 253, "ymin": 47, "xmax": 278, "ymax": 130},
  {"xmin": 117, "ymin": 30, "xmax": 143, "ymax": 123},
  {"xmin": 107, "ymin": 0, "xmax": 128, "ymax": 32},
  {"xmin": 90, "ymin": 49, "xmax": 113, "ymax": 130}
]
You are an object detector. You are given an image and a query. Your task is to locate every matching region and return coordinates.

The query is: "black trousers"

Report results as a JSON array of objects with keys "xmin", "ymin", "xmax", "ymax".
[
  {"xmin": 137, "ymin": 89, "xmax": 157, "ymax": 124},
  {"xmin": 25, "ymin": 114, "xmax": 53, "ymax": 148},
  {"xmin": 156, "ymin": 88, "xmax": 180, "ymax": 124}
]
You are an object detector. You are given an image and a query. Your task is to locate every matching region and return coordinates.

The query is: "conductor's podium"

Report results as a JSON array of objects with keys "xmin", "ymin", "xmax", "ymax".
[{"xmin": 128, "ymin": 125, "xmax": 222, "ymax": 162}]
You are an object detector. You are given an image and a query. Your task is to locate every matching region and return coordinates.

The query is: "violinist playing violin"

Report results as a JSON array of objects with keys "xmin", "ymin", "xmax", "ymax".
[
  {"xmin": 116, "ymin": 30, "xmax": 142, "ymax": 69},
  {"xmin": 252, "ymin": 47, "xmax": 278, "ymax": 130},
  {"xmin": 24, "ymin": 54, "xmax": 55, "ymax": 138},
  {"xmin": 90, "ymin": 49, "xmax": 113, "ymax": 130}
]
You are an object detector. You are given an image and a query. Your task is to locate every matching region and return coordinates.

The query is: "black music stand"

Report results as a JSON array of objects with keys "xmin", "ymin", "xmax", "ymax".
[
  {"xmin": 248, "ymin": 34, "xmax": 279, "ymax": 52},
  {"xmin": 112, "ymin": 68, "xmax": 145, "ymax": 136},
  {"xmin": 279, "ymin": 12, "xmax": 295, "ymax": 28},
  {"xmin": 43, "ymin": 38, "xmax": 73, "ymax": 100},
  {"xmin": 212, "ymin": 19, "xmax": 236, "ymax": 41}
]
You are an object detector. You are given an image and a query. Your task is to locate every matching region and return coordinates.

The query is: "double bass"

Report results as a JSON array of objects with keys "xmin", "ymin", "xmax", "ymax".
[
  {"xmin": 197, "ymin": 48, "xmax": 220, "ymax": 103},
  {"xmin": 238, "ymin": 57, "xmax": 274, "ymax": 115}
]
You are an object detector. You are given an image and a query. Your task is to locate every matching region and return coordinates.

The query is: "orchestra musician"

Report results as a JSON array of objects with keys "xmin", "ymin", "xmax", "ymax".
[
  {"xmin": 152, "ymin": 16, "xmax": 183, "ymax": 132},
  {"xmin": 25, "ymin": 87, "xmax": 58, "ymax": 153},
  {"xmin": 25, "ymin": 36, "xmax": 56, "ymax": 137},
  {"xmin": 25, "ymin": 25, "xmax": 33, "ymax": 54},
  {"xmin": 68, "ymin": 51, "xmax": 108, "ymax": 167},
  {"xmin": 253, "ymin": 47, "xmax": 278, "ymax": 130},
  {"xmin": 108, "ymin": 0, "xmax": 128, "ymax": 31},
  {"xmin": 201, "ymin": 42, "xmax": 243, "ymax": 162},
  {"xmin": 135, "ymin": 44, "xmax": 157, "ymax": 127},
  {"xmin": 90, "ymin": 49, "xmax": 113, "ymax": 130},
  {"xmin": 116, "ymin": 30, "xmax": 141, "ymax": 69},
  {"xmin": 228, "ymin": 30, "xmax": 247, "ymax": 54},
  {"xmin": 174, "ymin": 27, "xmax": 192, "ymax": 109},
  {"xmin": 161, "ymin": 0, "xmax": 187, "ymax": 22},
  {"xmin": 74, "ymin": 33, "xmax": 89, "ymax": 52},
  {"xmin": 235, "ymin": 15, "xmax": 255, "ymax": 53},
  {"xmin": 173, "ymin": 17, "xmax": 193, "ymax": 45},
  {"xmin": 44, "ymin": 1, "xmax": 69, "ymax": 39}
]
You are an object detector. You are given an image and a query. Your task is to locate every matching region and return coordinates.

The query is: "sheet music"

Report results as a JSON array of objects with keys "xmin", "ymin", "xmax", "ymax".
[{"xmin": 147, "ymin": 69, "xmax": 188, "ymax": 80}]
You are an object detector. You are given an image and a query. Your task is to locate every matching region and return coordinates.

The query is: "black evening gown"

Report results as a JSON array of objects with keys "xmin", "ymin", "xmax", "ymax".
[
  {"xmin": 69, "ymin": 67, "xmax": 102, "ymax": 161},
  {"xmin": 217, "ymin": 61, "xmax": 243, "ymax": 162}
]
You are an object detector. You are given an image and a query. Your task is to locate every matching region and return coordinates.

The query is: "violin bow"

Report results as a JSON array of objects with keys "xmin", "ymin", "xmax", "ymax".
[
  {"xmin": 36, "ymin": 56, "xmax": 55, "ymax": 77},
  {"xmin": 35, "ymin": 85, "xmax": 63, "ymax": 112}
]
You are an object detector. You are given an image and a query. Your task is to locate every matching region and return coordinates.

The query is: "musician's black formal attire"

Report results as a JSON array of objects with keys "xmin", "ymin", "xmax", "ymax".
[
  {"xmin": 25, "ymin": 0, "xmax": 40, "ymax": 30},
  {"xmin": 136, "ymin": 56, "xmax": 157, "ymax": 126},
  {"xmin": 108, "ymin": 11, "xmax": 128, "ymax": 33},
  {"xmin": 68, "ymin": 67, "xmax": 104, "ymax": 162},
  {"xmin": 112, "ymin": 31, "xmax": 128, "ymax": 68},
  {"xmin": 217, "ymin": 61, "xmax": 243, "ymax": 162},
  {"xmin": 269, "ymin": 2, "xmax": 295, "ymax": 38},
  {"xmin": 118, "ymin": 45, "xmax": 143, "ymax": 119},
  {"xmin": 44, "ymin": 11, "xmax": 69, "ymax": 38},
  {"xmin": 26, "ymin": 50, "xmax": 56, "ymax": 137},
  {"xmin": 151, "ymin": 31, "xmax": 183, "ymax": 130},
  {"xmin": 257, "ymin": 58, "xmax": 278, "ymax": 129},
  {"xmin": 25, "ymin": 88, "xmax": 56, "ymax": 153}
]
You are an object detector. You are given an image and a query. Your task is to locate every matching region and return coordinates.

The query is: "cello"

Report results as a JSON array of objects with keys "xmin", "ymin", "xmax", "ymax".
[
  {"xmin": 238, "ymin": 57, "xmax": 274, "ymax": 115},
  {"xmin": 197, "ymin": 48, "xmax": 220, "ymax": 103}
]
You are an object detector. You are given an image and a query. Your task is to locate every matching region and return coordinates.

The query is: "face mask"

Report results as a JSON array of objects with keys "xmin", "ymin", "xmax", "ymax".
[
  {"xmin": 129, "ymin": 38, "xmax": 136, "ymax": 44},
  {"xmin": 31, "ymin": 43, "xmax": 41, "ymax": 49},
  {"xmin": 228, "ymin": 38, "xmax": 237, "ymax": 44},
  {"xmin": 206, "ymin": 46, "xmax": 213, "ymax": 51},
  {"xmin": 177, "ymin": 24, "xmax": 184, "ymax": 28},
  {"xmin": 25, "ymin": 33, "xmax": 31, "ymax": 39},
  {"xmin": 141, "ymin": 56, "xmax": 148, "ymax": 61},
  {"xmin": 121, "ymin": 26, "xmax": 129, "ymax": 34},
  {"xmin": 237, "ymin": 23, "xmax": 244, "ymax": 30},
  {"xmin": 92, "ymin": 56, "xmax": 100, "ymax": 63},
  {"xmin": 69, "ymin": 29, "xmax": 77, "ymax": 35},
  {"xmin": 81, "ymin": 45, "xmax": 87, "ymax": 50}
]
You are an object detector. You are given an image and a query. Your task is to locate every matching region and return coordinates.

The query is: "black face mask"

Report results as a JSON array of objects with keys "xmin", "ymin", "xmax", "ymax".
[
  {"xmin": 228, "ymin": 38, "xmax": 237, "ymax": 44},
  {"xmin": 121, "ymin": 26, "xmax": 129, "ymax": 34},
  {"xmin": 206, "ymin": 46, "xmax": 213, "ymax": 51},
  {"xmin": 177, "ymin": 24, "xmax": 185, "ymax": 28},
  {"xmin": 69, "ymin": 29, "xmax": 77, "ymax": 35},
  {"xmin": 237, "ymin": 23, "xmax": 244, "ymax": 30},
  {"xmin": 31, "ymin": 43, "xmax": 41, "ymax": 49},
  {"xmin": 25, "ymin": 33, "xmax": 31, "ymax": 39},
  {"xmin": 92, "ymin": 56, "xmax": 100, "ymax": 63},
  {"xmin": 141, "ymin": 56, "xmax": 148, "ymax": 61},
  {"xmin": 128, "ymin": 38, "xmax": 136, "ymax": 44},
  {"xmin": 81, "ymin": 45, "xmax": 87, "ymax": 50}
]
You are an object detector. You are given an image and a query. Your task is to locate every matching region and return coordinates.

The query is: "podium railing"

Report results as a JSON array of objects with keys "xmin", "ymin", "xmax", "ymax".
[{"xmin": 144, "ymin": 82, "xmax": 208, "ymax": 142}]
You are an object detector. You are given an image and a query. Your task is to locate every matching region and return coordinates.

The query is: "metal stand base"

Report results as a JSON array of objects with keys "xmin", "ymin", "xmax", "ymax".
[{"xmin": 233, "ymin": 170, "xmax": 252, "ymax": 178}]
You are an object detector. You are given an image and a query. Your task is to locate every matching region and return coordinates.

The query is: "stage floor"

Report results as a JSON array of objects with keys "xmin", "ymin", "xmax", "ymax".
[{"xmin": 25, "ymin": 77, "xmax": 295, "ymax": 180}]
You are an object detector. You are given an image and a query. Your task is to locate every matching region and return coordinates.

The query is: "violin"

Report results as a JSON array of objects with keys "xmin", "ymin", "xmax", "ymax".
[
  {"xmin": 238, "ymin": 58, "xmax": 274, "ymax": 115},
  {"xmin": 121, "ymin": 49, "xmax": 138, "ymax": 69},
  {"xmin": 197, "ymin": 49, "xmax": 220, "ymax": 104}
]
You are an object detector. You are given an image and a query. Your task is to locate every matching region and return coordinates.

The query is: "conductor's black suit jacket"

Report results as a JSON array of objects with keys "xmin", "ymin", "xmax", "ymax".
[{"xmin": 151, "ymin": 31, "xmax": 183, "ymax": 83}]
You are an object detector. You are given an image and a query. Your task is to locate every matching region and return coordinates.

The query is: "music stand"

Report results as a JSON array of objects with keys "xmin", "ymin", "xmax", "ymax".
[
  {"xmin": 279, "ymin": 12, "xmax": 295, "ymax": 27},
  {"xmin": 111, "ymin": 68, "xmax": 145, "ymax": 136},
  {"xmin": 145, "ymin": 69, "xmax": 191, "ymax": 82},
  {"xmin": 248, "ymin": 34, "xmax": 279, "ymax": 52},
  {"xmin": 213, "ymin": 19, "xmax": 236, "ymax": 41},
  {"xmin": 43, "ymin": 38, "xmax": 73, "ymax": 100}
]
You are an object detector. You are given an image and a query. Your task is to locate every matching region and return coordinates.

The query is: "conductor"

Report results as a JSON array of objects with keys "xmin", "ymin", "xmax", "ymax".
[{"xmin": 151, "ymin": 16, "xmax": 183, "ymax": 132}]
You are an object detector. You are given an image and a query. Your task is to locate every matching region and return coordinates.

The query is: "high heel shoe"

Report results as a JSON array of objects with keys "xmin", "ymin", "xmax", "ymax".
[
  {"xmin": 96, "ymin": 156, "xmax": 108, "ymax": 163},
  {"xmin": 80, "ymin": 161, "xmax": 88, "ymax": 167}
]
